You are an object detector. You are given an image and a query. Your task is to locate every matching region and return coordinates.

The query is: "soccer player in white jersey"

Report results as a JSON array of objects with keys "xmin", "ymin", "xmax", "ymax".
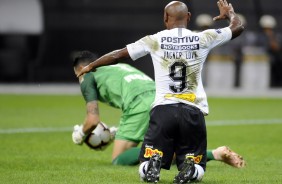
[{"xmin": 77, "ymin": 0, "xmax": 244, "ymax": 183}]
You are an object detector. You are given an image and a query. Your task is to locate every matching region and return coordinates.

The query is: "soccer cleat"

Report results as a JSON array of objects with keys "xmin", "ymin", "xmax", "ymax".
[
  {"xmin": 212, "ymin": 146, "xmax": 246, "ymax": 168},
  {"xmin": 173, "ymin": 157, "xmax": 195, "ymax": 184},
  {"xmin": 144, "ymin": 153, "xmax": 162, "ymax": 183}
]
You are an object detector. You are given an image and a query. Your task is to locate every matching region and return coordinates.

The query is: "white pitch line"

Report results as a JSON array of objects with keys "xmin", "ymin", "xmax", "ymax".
[
  {"xmin": 206, "ymin": 118, "xmax": 282, "ymax": 126},
  {"xmin": 0, "ymin": 119, "xmax": 282, "ymax": 134},
  {"xmin": 0, "ymin": 127, "xmax": 72, "ymax": 134}
]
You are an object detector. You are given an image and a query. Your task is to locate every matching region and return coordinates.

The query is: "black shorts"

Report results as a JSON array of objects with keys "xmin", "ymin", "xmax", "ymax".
[{"xmin": 139, "ymin": 103, "xmax": 207, "ymax": 170}]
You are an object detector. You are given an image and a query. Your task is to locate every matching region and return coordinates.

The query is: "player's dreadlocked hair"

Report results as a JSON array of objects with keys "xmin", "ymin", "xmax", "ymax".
[{"xmin": 73, "ymin": 50, "xmax": 98, "ymax": 69}]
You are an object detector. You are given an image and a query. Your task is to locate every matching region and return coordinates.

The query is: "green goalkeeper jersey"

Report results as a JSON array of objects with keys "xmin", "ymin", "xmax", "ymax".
[{"xmin": 80, "ymin": 63, "xmax": 155, "ymax": 110}]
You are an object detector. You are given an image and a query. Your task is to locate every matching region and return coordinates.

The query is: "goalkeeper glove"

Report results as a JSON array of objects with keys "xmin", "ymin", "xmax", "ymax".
[{"xmin": 72, "ymin": 125, "xmax": 85, "ymax": 145}]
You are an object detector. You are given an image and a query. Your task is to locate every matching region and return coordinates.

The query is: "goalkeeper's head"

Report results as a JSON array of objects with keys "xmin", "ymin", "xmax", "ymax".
[{"xmin": 72, "ymin": 50, "xmax": 98, "ymax": 76}]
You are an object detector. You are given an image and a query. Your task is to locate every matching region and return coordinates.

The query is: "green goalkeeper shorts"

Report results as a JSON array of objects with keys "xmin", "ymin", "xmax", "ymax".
[{"xmin": 115, "ymin": 90, "xmax": 155, "ymax": 143}]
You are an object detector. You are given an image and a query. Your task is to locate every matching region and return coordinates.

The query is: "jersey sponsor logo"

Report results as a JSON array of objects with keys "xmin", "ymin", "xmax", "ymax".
[
  {"xmin": 111, "ymin": 64, "xmax": 134, "ymax": 72},
  {"xmin": 161, "ymin": 36, "xmax": 199, "ymax": 43},
  {"xmin": 124, "ymin": 74, "xmax": 153, "ymax": 82},
  {"xmin": 144, "ymin": 148, "xmax": 164, "ymax": 158},
  {"xmin": 161, "ymin": 44, "xmax": 199, "ymax": 51},
  {"xmin": 185, "ymin": 154, "xmax": 203, "ymax": 164},
  {"xmin": 165, "ymin": 93, "xmax": 196, "ymax": 103}
]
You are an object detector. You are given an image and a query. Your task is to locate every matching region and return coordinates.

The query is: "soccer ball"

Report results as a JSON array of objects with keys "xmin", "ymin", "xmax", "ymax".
[{"xmin": 84, "ymin": 122, "xmax": 112, "ymax": 150}]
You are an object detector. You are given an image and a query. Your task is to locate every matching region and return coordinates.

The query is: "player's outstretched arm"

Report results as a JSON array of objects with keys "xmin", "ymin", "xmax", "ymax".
[
  {"xmin": 213, "ymin": 0, "xmax": 244, "ymax": 39},
  {"xmin": 77, "ymin": 48, "xmax": 130, "ymax": 77}
]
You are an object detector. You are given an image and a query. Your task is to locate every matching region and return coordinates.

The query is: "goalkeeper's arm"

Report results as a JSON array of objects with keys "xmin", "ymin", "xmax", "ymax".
[{"xmin": 72, "ymin": 100, "xmax": 100, "ymax": 144}]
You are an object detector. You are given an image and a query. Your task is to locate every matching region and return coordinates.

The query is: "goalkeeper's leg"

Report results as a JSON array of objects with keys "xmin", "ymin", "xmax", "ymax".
[
  {"xmin": 111, "ymin": 92, "xmax": 153, "ymax": 165},
  {"xmin": 112, "ymin": 139, "xmax": 140, "ymax": 165},
  {"xmin": 207, "ymin": 146, "xmax": 246, "ymax": 168}
]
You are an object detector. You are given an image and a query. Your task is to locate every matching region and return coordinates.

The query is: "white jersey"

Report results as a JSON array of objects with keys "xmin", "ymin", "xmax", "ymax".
[{"xmin": 127, "ymin": 27, "xmax": 232, "ymax": 115}]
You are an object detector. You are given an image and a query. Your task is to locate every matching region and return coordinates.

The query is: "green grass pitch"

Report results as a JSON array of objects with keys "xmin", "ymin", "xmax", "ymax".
[{"xmin": 0, "ymin": 94, "xmax": 281, "ymax": 183}]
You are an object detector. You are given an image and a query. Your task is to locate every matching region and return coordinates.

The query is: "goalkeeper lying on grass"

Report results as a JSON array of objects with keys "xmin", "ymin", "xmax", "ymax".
[{"xmin": 72, "ymin": 51, "xmax": 245, "ymax": 168}]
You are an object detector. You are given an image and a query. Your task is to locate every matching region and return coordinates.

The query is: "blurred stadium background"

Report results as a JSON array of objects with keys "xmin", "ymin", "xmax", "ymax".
[
  {"xmin": 0, "ymin": 0, "xmax": 282, "ymax": 93},
  {"xmin": 1, "ymin": 1, "xmax": 282, "ymax": 183}
]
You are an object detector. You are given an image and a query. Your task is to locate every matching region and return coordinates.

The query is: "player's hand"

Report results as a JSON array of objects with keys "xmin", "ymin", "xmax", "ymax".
[
  {"xmin": 213, "ymin": 0, "xmax": 235, "ymax": 21},
  {"xmin": 76, "ymin": 65, "xmax": 96, "ymax": 77},
  {"xmin": 72, "ymin": 125, "xmax": 85, "ymax": 145}
]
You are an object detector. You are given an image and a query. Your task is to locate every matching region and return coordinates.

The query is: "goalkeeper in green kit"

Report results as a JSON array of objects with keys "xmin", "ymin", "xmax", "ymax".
[{"xmin": 72, "ymin": 50, "xmax": 245, "ymax": 168}]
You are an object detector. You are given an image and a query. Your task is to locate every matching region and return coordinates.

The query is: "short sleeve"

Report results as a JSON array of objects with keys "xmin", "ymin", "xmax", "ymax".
[
  {"xmin": 80, "ymin": 73, "xmax": 98, "ymax": 103},
  {"xmin": 200, "ymin": 27, "xmax": 232, "ymax": 49},
  {"xmin": 126, "ymin": 35, "xmax": 154, "ymax": 61}
]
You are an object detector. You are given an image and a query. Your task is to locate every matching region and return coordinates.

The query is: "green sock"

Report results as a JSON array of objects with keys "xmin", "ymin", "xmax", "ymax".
[
  {"xmin": 112, "ymin": 147, "xmax": 141, "ymax": 166},
  {"xmin": 207, "ymin": 150, "xmax": 215, "ymax": 161}
]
